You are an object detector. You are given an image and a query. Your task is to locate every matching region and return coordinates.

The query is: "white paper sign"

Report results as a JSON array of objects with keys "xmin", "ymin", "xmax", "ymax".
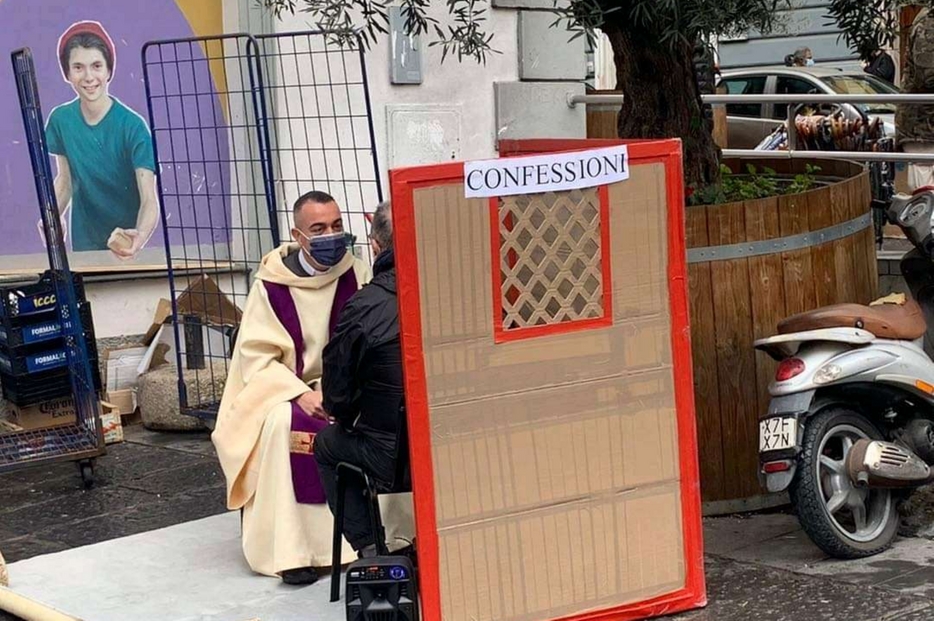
[{"xmin": 464, "ymin": 145, "xmax": 629, "ymax": 198}]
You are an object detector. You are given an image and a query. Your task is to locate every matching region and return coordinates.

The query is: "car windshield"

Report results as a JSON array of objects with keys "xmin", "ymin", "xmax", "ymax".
[{"xmin": 820, "ymin": 74, "xmax": 898, "ymax": 115}]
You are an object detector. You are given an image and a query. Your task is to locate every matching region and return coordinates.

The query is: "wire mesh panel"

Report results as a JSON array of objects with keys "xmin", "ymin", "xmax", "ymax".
[
  {"xmin": 142, "ymin": 31, "xmax": 381, "ymax": 420},
  {"xmin": 255, "ymin": 32, "xmax": 382, "ymax": 263},
  {"xmin": 143, "ymin": 34, "xmax": 272, "ymax": 420},
  {"xmin": 2, "ymin": 49, "xmax": 103, "ymax": 471}
]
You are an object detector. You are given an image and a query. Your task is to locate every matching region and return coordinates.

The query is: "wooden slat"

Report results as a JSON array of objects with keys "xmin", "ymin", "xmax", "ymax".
[
  {"xmin": 861, "ymin": 173, "xmax": 880, "ymax": 299},
  {"xmin": 686, "ymin": 205, "xmax": 725, "ymax": 502},
  {"xmin": 744, "ymin": 198, "xmax": 785, "ymax": 462},
  {"xmin": 828, "ymin": 180, "xmax": 857, "ymax": 304},
  {"xmin": 807, "ymin": 186, "xmax": 837, "ymax": 309},
  {"xmin": 779, "ymin": 192, "xmax": 818, "ymax": 315},
  {"xmin": 708, "ymin": 200, "xmax": 760, "ymax": 500},
  {"xmin": 586, "ymin": 106, "xmax": 620, "ymax": 140}
]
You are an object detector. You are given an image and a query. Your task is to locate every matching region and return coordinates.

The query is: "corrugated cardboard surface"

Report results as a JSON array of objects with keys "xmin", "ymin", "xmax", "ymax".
[
  {"xmin": 410, "ymin": 162, "xmax": 685, "ymax": 620},
  {"xmin": 3, "ymin": 397, "xmax": 78, "ymax": 430}
]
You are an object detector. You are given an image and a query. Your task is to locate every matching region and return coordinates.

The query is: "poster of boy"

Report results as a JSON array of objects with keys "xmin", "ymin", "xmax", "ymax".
[{"xmin": 44, "ymin": 20, "xmax": 159, "ymax": 260}]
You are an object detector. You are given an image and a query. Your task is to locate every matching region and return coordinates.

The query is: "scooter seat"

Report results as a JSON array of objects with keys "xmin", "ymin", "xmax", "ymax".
[{"xmin": 777, "ymin": 299, "xmax": 926, "ymax": 340}]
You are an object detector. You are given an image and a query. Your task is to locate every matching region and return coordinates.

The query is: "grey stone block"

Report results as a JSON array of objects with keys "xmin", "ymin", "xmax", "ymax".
[
  {"xmin": 493, "ymin": 0, "xmax": 568, "ymax": 9},
  {"xmin": 137, "ymin": 364, "xmax": 227, "ymax": 431},
  {"xmin": 494, "ymin": 81, "xmax": 585, "ymax": 140},
  {"xmin": 518, "ymin": 11, "xmax": 586, "ymax": 80}
]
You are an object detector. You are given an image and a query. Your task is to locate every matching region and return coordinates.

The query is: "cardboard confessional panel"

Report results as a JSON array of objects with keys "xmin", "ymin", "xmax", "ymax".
[{"xmin": 392, "ymin": 139, "xmax": 704, "ymax": 621}]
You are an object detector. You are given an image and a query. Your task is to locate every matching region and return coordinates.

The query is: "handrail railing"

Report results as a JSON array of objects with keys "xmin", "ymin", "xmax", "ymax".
[{"xmin": 566, "ymin": 92, "xmax": 934, "ymax": 162}]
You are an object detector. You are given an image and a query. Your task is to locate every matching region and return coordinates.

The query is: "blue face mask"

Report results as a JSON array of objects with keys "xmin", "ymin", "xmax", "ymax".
[
  {"xmin": 805, "ymin": 58, "xmax": 815, "ymax": 66},
  {"xmin": 307, "ymin": 232, "xmax": 348, "ymax": 268}
]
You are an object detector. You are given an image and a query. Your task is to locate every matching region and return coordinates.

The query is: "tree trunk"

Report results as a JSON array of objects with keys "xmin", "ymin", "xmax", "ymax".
[{"xmin": 605, "ymin": 28, "xmax": 722, "ymax": 195}]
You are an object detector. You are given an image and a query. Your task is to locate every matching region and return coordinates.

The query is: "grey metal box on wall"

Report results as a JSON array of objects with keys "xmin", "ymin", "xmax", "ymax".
[
  {"xmin": 518, "ymin": 11, "xmax": 586, "ymax": 81},
  {"xmin": 389, "ymin": 6, "xmax": 423, "ymax": 84},
  {"xmin": 494, "ymin": 82, "xmax": 585, "ymax": 140}
]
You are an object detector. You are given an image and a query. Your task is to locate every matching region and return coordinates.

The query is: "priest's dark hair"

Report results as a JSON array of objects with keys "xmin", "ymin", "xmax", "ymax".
[
  {"xmin": 369, "ymin": 201, "xmax": 392, "ymax": 250},
  {"xmin": 293, "ymin": 190, "xmax": 336, "ymax": 213}
]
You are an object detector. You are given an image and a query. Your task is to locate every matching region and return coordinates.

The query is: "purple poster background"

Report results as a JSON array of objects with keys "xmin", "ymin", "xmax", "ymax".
[{"xmin": 0, "ymin": 0, "xmax": 230, "ymax": 258}]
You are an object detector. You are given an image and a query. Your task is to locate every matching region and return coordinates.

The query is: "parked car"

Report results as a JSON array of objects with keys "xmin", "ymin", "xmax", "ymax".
[{"xmin": 717, "ymin": 67, "xmax": 898, "ymax": 149}]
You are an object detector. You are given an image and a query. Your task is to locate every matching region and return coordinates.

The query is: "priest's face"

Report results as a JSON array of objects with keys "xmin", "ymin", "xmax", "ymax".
[{"xmin": 292, "ymin": 199, "xmax": 344, "ymax": 269}]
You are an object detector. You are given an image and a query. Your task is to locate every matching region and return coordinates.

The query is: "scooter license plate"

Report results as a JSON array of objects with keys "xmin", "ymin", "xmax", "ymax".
[{"xmin": 759, "ymin": 417, "xmax": 797, "ymax": 452}]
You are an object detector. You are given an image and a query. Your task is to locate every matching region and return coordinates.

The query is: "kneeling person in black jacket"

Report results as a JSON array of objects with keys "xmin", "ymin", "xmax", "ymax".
[{"xmin": 317, "ymin": 200, "xmax": 402, "ymax": 558}]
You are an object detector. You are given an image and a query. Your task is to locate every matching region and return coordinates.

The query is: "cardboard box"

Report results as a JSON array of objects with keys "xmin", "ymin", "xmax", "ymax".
[
  {"xmin": 2, "ymin": 397, "xmax": 123, "ymax": 442},
  {"xmin": 104, "ymin": 388, "xmax": 137, "ymax": 416},
  {"xmin": 99, "ymin": 401, "xmax": 124, "ymax": 444},
  {"xmin": 4, "ymin": 397, "xmax": 77, "ymax": 430},
  {"xmin": 143, "ymin": 298, "xmax": 173, "ymax": 346},
  {"xmin": 139, "ymin": 278, "xmax": 242, "ymax": 374},
  {"xmin": 176, "ymin": 275, "xmax": 242, "ymax": 326},
  {"xmin": 0, "ymin": 418, "xmax": 22, "ymax": 433},
  {"xmin": 140, "ymin": 322, "xmax": 226, "ymax": 375},
  {"xmin": 104, "ymin": 347, "xmax": 149, "ymax": 393},
  {"xmin": 391, "ymin": 141, "xmax": 704, "ymax": 620}
]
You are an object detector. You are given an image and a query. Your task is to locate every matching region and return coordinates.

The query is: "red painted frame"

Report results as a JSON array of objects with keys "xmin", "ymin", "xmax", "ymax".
[
  {"xmin": 390, "ymin": 138, "xmax": 705, "ymax": 621},
  {"xmin": 490, "ymin": 185, "xmax": 613, "ymax": 343}
]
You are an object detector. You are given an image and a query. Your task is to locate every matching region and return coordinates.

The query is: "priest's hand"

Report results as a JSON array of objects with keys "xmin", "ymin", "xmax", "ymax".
[{"xmin": 297, "ymin": 390, "xmax": 328, "ymax": 421}]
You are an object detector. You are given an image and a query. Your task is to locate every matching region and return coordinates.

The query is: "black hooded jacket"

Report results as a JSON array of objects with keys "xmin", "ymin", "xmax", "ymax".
[{"xmin": 322, "ymin": 248, "xmax": 401, "ymax": 445}]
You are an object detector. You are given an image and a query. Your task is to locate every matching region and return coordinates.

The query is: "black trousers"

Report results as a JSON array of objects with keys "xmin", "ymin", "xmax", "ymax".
[{"xmin": 314, "ymin": 424, "xmax": 395, "ymax": 551}]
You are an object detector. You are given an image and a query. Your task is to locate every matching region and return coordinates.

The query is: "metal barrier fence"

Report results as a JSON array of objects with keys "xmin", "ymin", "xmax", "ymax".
[{"xmin": 141, "ymin": 31, "xmax": 381, "ymax": 422}]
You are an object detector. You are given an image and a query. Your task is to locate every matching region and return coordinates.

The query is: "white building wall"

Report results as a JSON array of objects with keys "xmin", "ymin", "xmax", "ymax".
[{"xmin": 269, "ymin": 5, "xmax": 520, "ymax": 191}]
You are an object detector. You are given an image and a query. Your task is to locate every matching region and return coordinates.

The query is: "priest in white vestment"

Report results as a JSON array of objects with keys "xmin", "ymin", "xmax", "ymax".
[{"xmin": 213, "ymin": 190, "xmax": 369, "ymax": 584}]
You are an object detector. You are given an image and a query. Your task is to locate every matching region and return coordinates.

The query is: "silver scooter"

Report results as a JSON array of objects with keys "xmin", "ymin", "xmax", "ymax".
[{"xmin": 754, "ymin": 187, "xmax": 934, "ymax": 559}]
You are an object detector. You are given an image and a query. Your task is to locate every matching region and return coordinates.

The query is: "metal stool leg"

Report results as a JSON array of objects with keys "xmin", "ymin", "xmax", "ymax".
[
  {"xmin": 330, "ymin": 471, "xmax": 347, "ymax": 603},
  {"xmin": 363, "ymin": 475, "xmax": 389, "ymax": 556}
]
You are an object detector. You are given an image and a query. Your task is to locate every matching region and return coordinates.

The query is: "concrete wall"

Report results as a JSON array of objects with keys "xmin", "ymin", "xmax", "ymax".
[
  {"xmin": 85, "ymin": 268, "xmax": 252, "ymax": 339},
  {"xmin": 718, "ymin": 0, "xmax": 858, "ymax": 70},
  {"xmin": 86, "ymin": 279, "xmax": 174, "ymax": 338}
]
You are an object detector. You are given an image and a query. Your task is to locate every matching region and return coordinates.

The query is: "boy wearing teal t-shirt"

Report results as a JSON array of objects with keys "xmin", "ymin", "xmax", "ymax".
[{"xmin": 45, "ymin": 21, "xmax": 159, "ymax": 259}]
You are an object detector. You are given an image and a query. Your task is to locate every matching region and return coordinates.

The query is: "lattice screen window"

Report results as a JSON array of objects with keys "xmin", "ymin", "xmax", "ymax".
[{"xmin": 499, "ymin": 188, "xmax": 605, "ymax": 330}]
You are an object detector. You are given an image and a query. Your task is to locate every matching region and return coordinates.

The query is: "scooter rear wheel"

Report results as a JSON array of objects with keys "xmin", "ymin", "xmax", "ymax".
[{"xmin": 790, "ymin": 407, "xmax": 899, "ymax": 559}]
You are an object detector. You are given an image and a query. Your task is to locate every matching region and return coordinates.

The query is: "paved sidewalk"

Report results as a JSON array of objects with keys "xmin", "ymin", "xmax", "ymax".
[
  {"xmin": 4, "ymin": 426, "xmax": 934, "ymax": 620},
  {"xmin": 666, "ymin": 513, "xmax": 934, "ymax": 620}
]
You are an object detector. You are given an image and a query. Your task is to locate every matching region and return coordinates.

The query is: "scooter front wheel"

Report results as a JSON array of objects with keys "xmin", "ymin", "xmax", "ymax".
[{"xmin": 790, "ymin": 407, "xmax": 899, "ymax": 559}]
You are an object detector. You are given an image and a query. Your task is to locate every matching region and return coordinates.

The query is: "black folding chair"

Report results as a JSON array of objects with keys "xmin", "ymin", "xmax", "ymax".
[{"xmin": 330, "ymin": 399, "xmax": 411, "ymax": 602}]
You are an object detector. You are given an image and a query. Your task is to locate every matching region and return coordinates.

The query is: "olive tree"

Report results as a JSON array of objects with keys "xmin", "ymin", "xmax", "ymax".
[
  {"xmin": 259, "ymin": 0, "xmax": 923, "ymax": 193},
  {"xmin": 827, "ymin": 0, "xmax": 932, "ymax": 60}
]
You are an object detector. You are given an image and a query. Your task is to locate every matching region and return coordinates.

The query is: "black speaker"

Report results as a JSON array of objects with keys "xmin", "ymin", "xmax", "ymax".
[{"xmin": 345, "ymin": 556, "xmax": 419, "ymax": 621}]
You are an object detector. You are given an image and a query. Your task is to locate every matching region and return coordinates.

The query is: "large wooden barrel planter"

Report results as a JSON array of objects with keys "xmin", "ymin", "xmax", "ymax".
[{"xmin": 688, "ymin": 158, "xmax": 876, "ymax": 514}]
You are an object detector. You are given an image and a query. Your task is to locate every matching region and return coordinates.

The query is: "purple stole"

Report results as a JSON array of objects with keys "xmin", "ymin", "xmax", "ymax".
[{"xmin": 263, "ymin": 268, "xmax": 358, "ymax": 504}]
